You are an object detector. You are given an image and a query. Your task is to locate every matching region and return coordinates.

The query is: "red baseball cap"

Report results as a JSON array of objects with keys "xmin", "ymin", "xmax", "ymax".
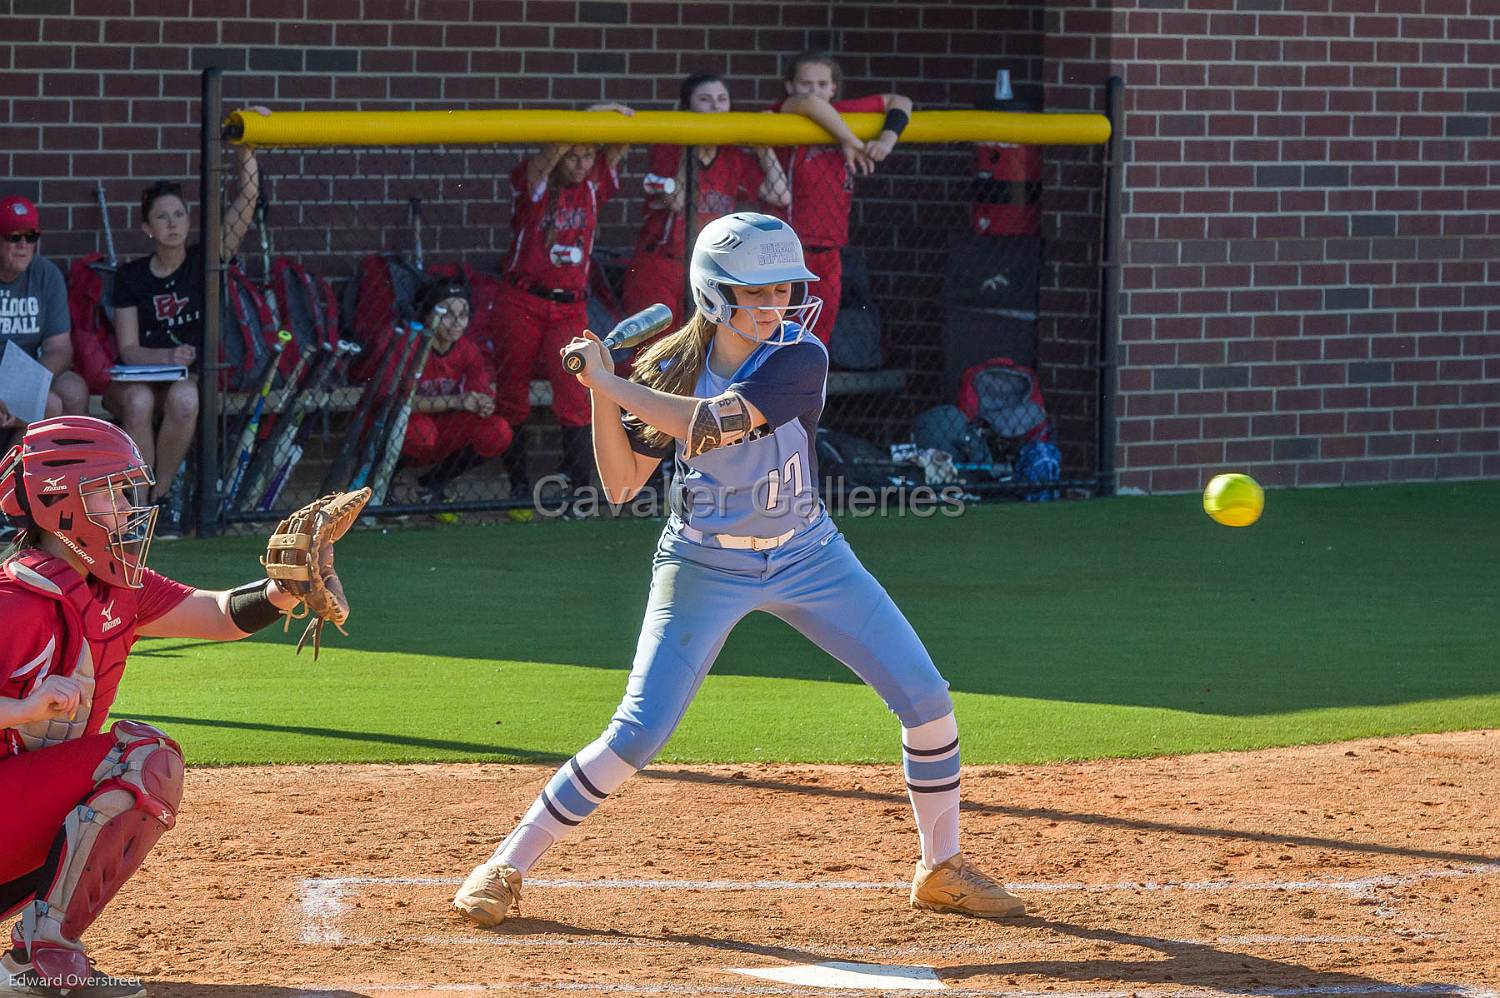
[{"xmin": 0, "ymin": 196, "xmax": 41, "ymax": 237}]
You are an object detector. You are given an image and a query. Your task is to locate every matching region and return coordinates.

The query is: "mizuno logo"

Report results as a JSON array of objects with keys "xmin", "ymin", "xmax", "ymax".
[{"xmin": 100, "ymin": 601, "xmax": 122, "ymax": 633}]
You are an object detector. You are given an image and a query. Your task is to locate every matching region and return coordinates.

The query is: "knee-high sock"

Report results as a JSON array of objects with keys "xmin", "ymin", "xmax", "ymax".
[
  {"xmin": 903, "ymin": 712, "xmax": 961, "ymax": 868},
  {"xmin": 491, "ymin": 736, "xmax": 638, "ymax": 874}
]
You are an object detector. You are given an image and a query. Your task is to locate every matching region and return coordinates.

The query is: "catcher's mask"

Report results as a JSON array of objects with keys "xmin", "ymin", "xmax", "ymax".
[{"xmin": 0, "ymin": 416, "xmax": 158, "ymax": 588}]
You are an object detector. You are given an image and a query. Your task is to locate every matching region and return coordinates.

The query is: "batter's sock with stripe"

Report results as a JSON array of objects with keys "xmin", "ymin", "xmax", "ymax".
[
  {"xmin": 903, "ymin": 713, "xmax": 962, "ymax": 868},
  {"xmin": 491, "ymin": 736, "xmax": 638, "ymax": 874}
]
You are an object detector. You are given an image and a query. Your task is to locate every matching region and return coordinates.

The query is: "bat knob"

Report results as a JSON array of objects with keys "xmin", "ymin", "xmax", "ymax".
[{"xmin": 563, "ymin": 351, "xmax": 585, "ymax": 374}]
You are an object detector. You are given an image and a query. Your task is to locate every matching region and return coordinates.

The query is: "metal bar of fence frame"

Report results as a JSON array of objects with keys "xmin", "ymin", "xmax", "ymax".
[
  {"xmin": 683, "ymin": 149, "xmax": 698, "ymax": 322},
  {"xmin": 1097, "ymin": 76, "xmax": 1125, "ymax": 497},
  {"xmin": 196, "ymin": 67, "xmax": 225, "ymax": 537}
]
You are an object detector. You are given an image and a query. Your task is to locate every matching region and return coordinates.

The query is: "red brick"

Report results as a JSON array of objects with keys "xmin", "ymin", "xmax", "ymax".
[
  {"xmin": 249, "ymin": 0, "xmax": 304, "ymax": 16},
  {"xmin": 42, "ymin": 17, "xmax": 100, "ymax": 42},
  {"xmin": 363, "ymin": 50, "xmax": 414, "ymax": 73},
  {"xmin": 336, "ymin": 22, "xmax": 389, "ymax": 46},
  {"xmin": 470, "ymin": 0, "xmax": 524, "ymax": 19},
  {"xmin": 14, "ymin": 46, "xmax": 72, "ymax": 70},
  {"xmin": 277, "ymin": 13, "xmax": 331, "ymax": 39}
]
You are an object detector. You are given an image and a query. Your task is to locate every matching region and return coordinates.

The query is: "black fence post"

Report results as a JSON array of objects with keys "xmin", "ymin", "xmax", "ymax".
[
  {"xmin": 683, "ymin": 148, "xmax": 698, "ymax": 321},
  {"xmin": 1097, "ymin": 76, "xmax": 1125, "ymax": 496},
  {"xmin": 196, "ymin": 68, "xmax": 225, "ymax": 536}
]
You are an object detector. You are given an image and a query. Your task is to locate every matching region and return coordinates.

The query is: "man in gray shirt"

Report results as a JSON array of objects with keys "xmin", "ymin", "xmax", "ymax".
[{"xmin": 0, "ymin": 196, "xmax": 89, "ymax": 437}]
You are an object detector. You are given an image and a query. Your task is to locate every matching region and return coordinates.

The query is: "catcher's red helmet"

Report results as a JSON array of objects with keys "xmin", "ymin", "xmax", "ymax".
[{"xmin": 0, "ymin": 416, "xmax": 158, "ymax": 588}]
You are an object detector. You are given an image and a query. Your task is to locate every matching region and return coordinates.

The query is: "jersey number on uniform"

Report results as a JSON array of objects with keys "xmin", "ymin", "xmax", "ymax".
[{"xmin": 762, "ymin": 452, "xmax": 804, "ymax": 510}]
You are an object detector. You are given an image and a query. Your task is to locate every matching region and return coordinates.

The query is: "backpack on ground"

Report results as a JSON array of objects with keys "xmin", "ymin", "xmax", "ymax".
[
  {"xmin": 223, "ymin": 265, "xmax": 276, "ymax": 389},
  {"xmin": 65, "ymin": 253, "xmax": 118, "ymax": 395},
  {"xmin": 271, "ymin": 257, "xmax": 340, "ymax": 356},
  {"xmin": 957, "ymin": 356, "xmax": 1051, "ymax": 442},
  {"xmin": 911, "ymin": 404, "xmax": 993, "ymax": 469},
  {"xmin": 1015, "ymin": 438, "xmax": 1061, "ymax": 501},
  {"xmin": 343, "ymin": 252, "xmax": 424, "ymax": 385}
]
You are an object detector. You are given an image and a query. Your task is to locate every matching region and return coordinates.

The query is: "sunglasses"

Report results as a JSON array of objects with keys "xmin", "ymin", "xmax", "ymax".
[{"xmin": 4, "ymin": 233, "xmax": 40, "ymax": 245}]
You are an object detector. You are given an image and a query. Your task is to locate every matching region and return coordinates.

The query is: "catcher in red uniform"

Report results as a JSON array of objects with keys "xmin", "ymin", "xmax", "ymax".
[{"xmin": 0, "ymin": 416, "xmax": 364, "ymax": 997}]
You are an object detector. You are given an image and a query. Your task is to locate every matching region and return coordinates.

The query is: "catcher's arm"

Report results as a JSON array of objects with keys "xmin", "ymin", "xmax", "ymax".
[{"xmin": 137, "ymin": 580, "xmax": 303, "ymax": 641}]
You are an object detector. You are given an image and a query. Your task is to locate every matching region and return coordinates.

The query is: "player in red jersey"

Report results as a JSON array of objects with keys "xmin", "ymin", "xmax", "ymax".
[
  {"xmin": 401, "ymin": 278, "xmax": 512, "ymax": 504},
  {"xmin": 492, "ymin": 103, "xmax": 633, "ymax": 502},
  {"xmin": 620, "ymin": 73, "xmax": 790, "ymax": 331},
  {"xmin": 768, "ymin": 51, "xmax": 913, "ymax": 346},
  {"xmin": 0, "ymin": 417, "xmax": 309, "ymax": 998}
]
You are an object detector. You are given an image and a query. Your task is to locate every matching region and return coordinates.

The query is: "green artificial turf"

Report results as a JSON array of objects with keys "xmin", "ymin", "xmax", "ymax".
[{"xmin": 117, "ymin": 480, "xmax": 1500, "ymax": 766}]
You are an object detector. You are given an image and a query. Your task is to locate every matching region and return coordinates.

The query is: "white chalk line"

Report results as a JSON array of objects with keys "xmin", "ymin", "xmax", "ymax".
[
  {"xmin": 304, "ymin": 862, "xmax": 1500, "ymax": 895},
  {"xmin": 295, "ymin": 864, "xmax": 1499, "ymax": 966},
  {"xmin": 299, "ymin": 863, "xmax": 1500, "ymax": 944},
  {"xmin": 310, "ymin": 931, "xmax": 1379, "ymax": 958},
  {"xmin": 282, "ymin": 984, "xmax": 1500, "ymax": 998}
]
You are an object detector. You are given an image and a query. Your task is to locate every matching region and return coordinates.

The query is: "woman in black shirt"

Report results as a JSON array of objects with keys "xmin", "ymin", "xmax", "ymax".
[{"xmin": 106, "ymin": 111, "xmax": 264, "ymax": 524}]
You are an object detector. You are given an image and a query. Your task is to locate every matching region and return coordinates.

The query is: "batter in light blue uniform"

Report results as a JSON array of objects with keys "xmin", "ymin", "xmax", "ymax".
[{"xmin": 455, "ymin": 213, "xmax": 1024, "ymax": 926}]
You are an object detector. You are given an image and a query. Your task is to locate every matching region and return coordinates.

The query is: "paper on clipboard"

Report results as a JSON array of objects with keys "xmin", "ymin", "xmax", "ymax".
[
  {"xmin": 108, "ymin": 364, "xmax": 189, "ymax": 383},
  {"xmin": 0, "ymin": 341, "xmax": 54, "ymax": 425}
]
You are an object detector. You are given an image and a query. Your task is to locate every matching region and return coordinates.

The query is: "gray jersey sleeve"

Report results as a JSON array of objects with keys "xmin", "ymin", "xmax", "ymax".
[
  {"xmin": 36, "ymin": 258, "xmax": 70, "ymax": 339},
  {"xmin": 729, "ymin": 341, "xmax": 828, "ymax": 429}
]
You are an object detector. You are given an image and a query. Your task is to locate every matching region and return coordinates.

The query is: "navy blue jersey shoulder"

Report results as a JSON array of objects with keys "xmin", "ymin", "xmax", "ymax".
[
  {"xmin": 729, "ymin": 339, "xmax": 828, "ymax": 429},
  {"xmin": 623, "ymin": 412, "xmax": 673, "ymax": 459}
]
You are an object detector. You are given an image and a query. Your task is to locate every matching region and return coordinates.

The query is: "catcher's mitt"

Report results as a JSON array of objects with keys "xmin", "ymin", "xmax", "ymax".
[{"xmin": 262, "ymin": 487, "xmax": 370, "ymax": 658}]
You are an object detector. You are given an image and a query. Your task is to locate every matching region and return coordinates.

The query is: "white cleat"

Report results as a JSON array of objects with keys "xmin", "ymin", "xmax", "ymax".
[{"xmin": 453, "ymin": 860, "xmax": 523, "ymax": 927}]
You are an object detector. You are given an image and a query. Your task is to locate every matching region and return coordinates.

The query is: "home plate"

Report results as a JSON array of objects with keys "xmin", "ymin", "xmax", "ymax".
[{"xmin": 732, "ymin": 960, "xmax": 944, "ymax": 990}]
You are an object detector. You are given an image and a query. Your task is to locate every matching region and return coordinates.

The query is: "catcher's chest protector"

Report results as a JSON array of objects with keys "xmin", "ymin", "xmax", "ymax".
[{"xmin": 2, "ymin": 551, "xmax": 142, "ymax": 754}]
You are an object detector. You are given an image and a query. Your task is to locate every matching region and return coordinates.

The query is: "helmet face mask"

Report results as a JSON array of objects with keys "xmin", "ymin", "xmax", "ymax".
[
  {"xmin": 689, "ymin": 212, "xmax": 823, "ymax": 345},
  {"xmin": 78, "ymin": 466, "xmax": 158, "ymax": 589},
  {"xmin": 709, "ymin": 282, "xmax": 824, "ymax": 347}
]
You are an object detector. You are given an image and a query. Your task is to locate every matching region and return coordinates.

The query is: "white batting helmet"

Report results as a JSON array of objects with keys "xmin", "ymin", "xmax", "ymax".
[{"xmin": 689, "ymin": 212, "xmax": 822, "ymax": 344}]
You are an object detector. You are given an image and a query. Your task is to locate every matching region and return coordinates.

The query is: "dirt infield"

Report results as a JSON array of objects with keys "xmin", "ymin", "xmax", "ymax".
[{"xmin": 94, "ymin": 731, "xmax": 1498, "ymax": 997}]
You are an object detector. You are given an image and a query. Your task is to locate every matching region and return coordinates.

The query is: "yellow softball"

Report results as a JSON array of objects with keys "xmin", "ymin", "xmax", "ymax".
[{"xmin": 1203, "ymin": 473, "xmax": 1264, "ymax": 527}]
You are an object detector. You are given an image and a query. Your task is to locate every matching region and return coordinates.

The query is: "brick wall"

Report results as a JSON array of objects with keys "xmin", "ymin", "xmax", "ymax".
[
  {"xmin": 5, "ymin": 0, "xmax": 1066, "ymax": 449},
  {"xmin": 2, "ymin": 1, "xmax": 1041, "ymax": 263},
  {"xmin": 1047, "ymin": 0, "xmax": 1500, "ymax": 493}
]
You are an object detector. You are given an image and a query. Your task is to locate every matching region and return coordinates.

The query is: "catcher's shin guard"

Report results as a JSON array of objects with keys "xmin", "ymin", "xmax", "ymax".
[{"xmin": 19, "ymin": 721, "xmax": 183, "ymax": 987}]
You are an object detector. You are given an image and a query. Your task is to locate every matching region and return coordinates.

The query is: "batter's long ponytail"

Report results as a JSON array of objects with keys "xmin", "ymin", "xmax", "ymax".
[{"xmin": 628, "ymin": 312, "xmax": 716, "ymax": 451}]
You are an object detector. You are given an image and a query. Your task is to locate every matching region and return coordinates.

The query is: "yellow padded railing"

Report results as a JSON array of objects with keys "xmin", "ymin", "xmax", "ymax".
[{"xmin": 225, "ymin": 108, "xmax": 1110, "ymax": 148}]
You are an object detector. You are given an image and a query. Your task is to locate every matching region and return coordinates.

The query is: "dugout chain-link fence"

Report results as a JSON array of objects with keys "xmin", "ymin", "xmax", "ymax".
[{"xmin": 193, "ymin": 70, "xmax": 1112, "ymax": 535}]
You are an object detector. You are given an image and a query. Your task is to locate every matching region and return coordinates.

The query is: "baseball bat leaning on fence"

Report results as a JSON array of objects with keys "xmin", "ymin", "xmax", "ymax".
[
  {"xmin": 236, "ymin": 343, "xmax": 337, "ymax": 512},
  {"xmin": 319, "ymin": 322, "xmax": 410, "ymax": 494},
  {"xmin": 349, "ymin": 322, "xmax": 422, "ymax": 491},
  {"xmin": 221, "ymin": 329, "xmax": 294, "ymax": 512},
  {"xmin": 368, "ymin": 305, "xmax": 445, "ymax": 506},
  {"xmin": 410, "ymin": 196, "xmax": 424, "ymax": 272},
  {"xmin": 255, "ymin": 181, "xmax": 276, "ymax": 318},
  {"xmin": 261, "ymin": 339, "xmax": 361, "ymax": 510},
  {"xmin": 95, "ymin": 181, "xmax": 118, "ymax": 269},
  {"xmin": 232, "ymin": 344, "xmax": 313, "ymax": 505},
  {"xmin": 561, "ymin": 303, "xmax": 675, "ymax": 374}
]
